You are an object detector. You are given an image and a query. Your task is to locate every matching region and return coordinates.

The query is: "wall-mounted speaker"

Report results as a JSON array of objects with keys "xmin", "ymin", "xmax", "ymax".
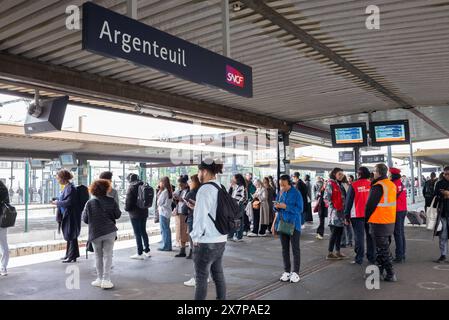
[{"xmin": 24, "ymin": 96, "xmax": 69, "ymax": 134}]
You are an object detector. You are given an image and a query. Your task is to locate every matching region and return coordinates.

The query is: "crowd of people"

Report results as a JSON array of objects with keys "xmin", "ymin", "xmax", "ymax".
[{"xmin": 0, "ymin": 161, "xmax": 448, "ymax": 300}]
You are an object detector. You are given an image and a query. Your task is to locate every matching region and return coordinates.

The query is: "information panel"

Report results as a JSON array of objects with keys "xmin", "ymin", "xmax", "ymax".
[
  {"xmin": 330, "ymin": 123, "xmax": 368, "ymax": 148},
  {"xmin": 370, "ymin": 120, "xmax": 410, "ymax": 146}
]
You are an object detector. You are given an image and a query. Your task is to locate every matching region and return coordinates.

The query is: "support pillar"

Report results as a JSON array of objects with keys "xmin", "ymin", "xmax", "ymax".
[
  {"xmin": 409, "ymin": 142, "xmax": 415, "ymax": 204},
  {"xmin": 387, "ymin": 146, "xmax": 393, "ymax": 168},
  {"xmin": 77, "ymin": 159, "xmax": 89, "ymax": 186},
  {"xmin": 24, "ymin": 160, "xmax": 29, "ymax": 232}
]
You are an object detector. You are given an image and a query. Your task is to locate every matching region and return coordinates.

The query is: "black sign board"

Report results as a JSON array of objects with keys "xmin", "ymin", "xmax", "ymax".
[
  {"xmin": 422, "ymin": 167, "xmax": 440, "ymax": 173},
  {"xmin": 339, "ymin": 151, "xmax": 354, "ymax": 162},
  {"xmin": 82, "ymin": 2, "xmax": 253, "ymax": 98},
  {"xmin": 362, "ymin": 154, "xmax": 385, "ymax": 163}
]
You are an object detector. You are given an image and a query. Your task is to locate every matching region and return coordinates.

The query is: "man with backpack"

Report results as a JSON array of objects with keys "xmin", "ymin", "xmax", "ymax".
[
  {"xmin": 191, "ymin": 159, "xmax": 236, "ymax": 300},
  {"xmin": 423, "ymin": 172, "xmax": 437, "ymax": 212},
  {"xmin": 125, "ymin": 173, "xmax": 152, "ymax": 260}
]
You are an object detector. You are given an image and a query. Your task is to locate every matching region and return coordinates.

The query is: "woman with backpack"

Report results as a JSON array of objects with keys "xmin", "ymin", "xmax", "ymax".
[
  {"xmin": 82, "ymin": 179, "xmax": 122, "ymax": 289},
  {"xmin": 0, "ymin": 180, "xmax": 10, "ymax": 276},
  {"xmin": 173, "ymin": 175, "xmax": 190, "ymax": 257},
  {"xmin": 157, "ymin": 176, "xmax": 173, "ymax": 251},
  {"xmin": 52, "ymin": 169, "xmax": 82, "ymax": 263}
]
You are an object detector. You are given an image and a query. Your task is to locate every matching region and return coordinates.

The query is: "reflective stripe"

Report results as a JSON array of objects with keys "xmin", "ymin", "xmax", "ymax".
[
  {"xmin": 377, "ymin": 181, "xmax": 396, "ymax": 207},
  {"xmin": 378, "ymin": 202, "xmax": 396, "ymax": 207}
]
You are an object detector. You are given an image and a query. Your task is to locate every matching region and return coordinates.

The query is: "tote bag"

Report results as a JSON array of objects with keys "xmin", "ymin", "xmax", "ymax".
[{"xmin": 426, "ymin": 197, "xmax": 438, "ymax": 230}]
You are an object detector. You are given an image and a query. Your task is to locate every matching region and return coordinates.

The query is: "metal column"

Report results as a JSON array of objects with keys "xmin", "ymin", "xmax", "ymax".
[
  {"xmin": 127, "ymin": 0, "xmax": 137, "ymax": 19},
  {"xmin": 221, "ymin": 0, "xmax": 231, "ymax": 57},
  {"xmin": 387, "ymin": 146, "xmax": 393, "ymax": 168},
  {"xmin": 24, "ymin": 160, "xmax": 29, "ymax": 232},
  {"xmin": 354, "ymin": 147, "xmax": 360, "ymax": 174},
  {"xmin": 409, "ymin": 142, "xmax": 415, "ymax": 204}
]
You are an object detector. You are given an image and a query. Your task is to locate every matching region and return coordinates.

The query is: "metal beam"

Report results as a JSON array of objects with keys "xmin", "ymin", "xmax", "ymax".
[
  {"xmin": 0, "ymin": 53, "xmax": 290, "ymax": 132},
  {"xmin": 241, "ymin": 0, "xmax": 449, "ymax": 138},
  {"xmin": 126, "ymin": 0, "xmax": 137, "ymax": 19},
  {"xmin": 222, "ymin": 0, "xmax": 231, "ymax": 57},
  {"xmin": 291, "ymin": 124, "xmax": 330, "ymax": 140}
]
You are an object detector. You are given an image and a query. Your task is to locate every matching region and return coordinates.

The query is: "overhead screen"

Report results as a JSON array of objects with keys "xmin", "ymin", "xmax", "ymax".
[
  {"xmin": 59, "ymin": 153, "xmax": 77, "ymax": 167},
  {"xmin": 369, "ymin": 120, "xmax": 410, "ymax": 146},
  {"xmin": 330, "ymin": 123, "xmax": 368, "ymax": 148}
]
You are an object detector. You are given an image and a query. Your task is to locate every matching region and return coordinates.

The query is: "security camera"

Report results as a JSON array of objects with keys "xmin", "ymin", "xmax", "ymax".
[
  {"xmin": 27, "ymin": 99, "xmax": 43, "ymax": 118},
  {"xmin": 232, "ymin": 1, "xmax": 243, "ymax": 12}
]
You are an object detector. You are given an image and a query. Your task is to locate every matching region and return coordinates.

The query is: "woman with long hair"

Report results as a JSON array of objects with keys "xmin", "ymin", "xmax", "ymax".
[
  {"xmin": 228, "ymin": 173, "xmax": 247, "ymax": 242},
  {"xmin": 173, "ymin": 175, "xmax": 190, "ymax": 257},
  {"xmin": 157, "ymin": 177, "xmax": 173, "ymax": 251}
]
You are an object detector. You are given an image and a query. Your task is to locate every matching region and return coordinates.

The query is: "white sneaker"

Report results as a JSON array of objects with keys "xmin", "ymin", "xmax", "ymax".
[
  {"xmin": 316, "ymin": 234, "xmax": 323, "ymax": 240},
  {"xmin": 243, "ymin": 231, "xmax": 248, "ymax": 236},
  {"xmin": 130, "ymin": 254, "xmax": 145, "ymax": 260},
  {"xmin": 301, "ymin": 225, "xmax": 305, "ymax": 230},
  {"xmin": 0, "ymin": 269, "xmax": 7, "ymax": 276},
  {"xmin": 101, "ymin": 280, "xmax": 114, "ymax": 289},
  {"xmin": 258, "ymin": 233, "xmax": 267, "ymax": 237},
  {"xmin": 232, "ymin": 236, "xmax": 238, "ymax": 242},
  {"xmin": 247, "ymin": 232, "xmax": 258, "ymax": 237},
  {"xmin": 143, "ymin": 252, "xmax": 151, "ymax": 258},
  {"xmin": 91, "ymin": 279, "xmax": 102, "ymax": 287},
  {"xmin": 184, "ymin": 277, "xmax": 196, "ymax": 287},
  {"xmin": 280, "ymin": 272, "xmax": 291, "ymax": 282},
  {"xmin": 290, "ymin": 272, "xmax": 301, "ymax": 283}
]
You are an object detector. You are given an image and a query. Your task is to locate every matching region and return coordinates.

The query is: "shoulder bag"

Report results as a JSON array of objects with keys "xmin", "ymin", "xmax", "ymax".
[
  {"xmin": 0, "ymin": 201, "xmax": 17, "ymax": 228},
  {"xmin": 276, "ymin": 211, "xmax": 295, "ymax": 236}
]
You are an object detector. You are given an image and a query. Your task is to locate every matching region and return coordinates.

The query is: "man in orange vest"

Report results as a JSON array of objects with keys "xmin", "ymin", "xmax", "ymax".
[
  {"xmin": 365, "ymin": 163, "xmax": 397, "ymax": 282},
  {"xmin": 344, "ymin": 167, "xmax": 375, "ymax": 265}
]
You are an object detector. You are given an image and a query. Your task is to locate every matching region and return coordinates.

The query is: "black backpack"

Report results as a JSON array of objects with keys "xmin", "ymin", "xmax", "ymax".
[
  {"xmin": 0, "ymin": 202, "xmax": 17, "ymax": 228},
  {"xmin": 424, "ymin": 180, "xmax": 435, "ymax": 198},
  {"xmin": 137, "ymin": 183, "xmax": 154, "ymax": 209},
  {"xmin": 205, "ymin": 182, "xmax": 240, "ymax": 235},
  {"xmin": 76, "ymin": 185, "xmax": 90, "ymax": 212}
]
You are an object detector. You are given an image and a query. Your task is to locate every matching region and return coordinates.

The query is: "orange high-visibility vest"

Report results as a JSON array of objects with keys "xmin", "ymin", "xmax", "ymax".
[{"xmin": 368, "ymin": 178, "xmax": 397, "ymax": 224}]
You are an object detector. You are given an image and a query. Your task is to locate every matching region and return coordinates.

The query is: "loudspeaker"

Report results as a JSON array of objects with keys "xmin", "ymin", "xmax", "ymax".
[{"xmin": 24, "ymin": 96, "xmax": 69, "ymax": 134}]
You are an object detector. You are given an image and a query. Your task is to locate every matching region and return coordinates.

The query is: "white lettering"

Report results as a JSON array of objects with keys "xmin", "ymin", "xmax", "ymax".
[
  {"xmin": 65, "ymin": 5, "xmax": 80, "ymax": 30},
  {"xmin": 132, "ymin": 37, "xmax": 141, "ymax": 52},
  {"xmin": 160, "ymin": 47, "xmax": 168, "ymax": 60},
  {"xmin": 153, "ymin": 41, "xmax": 159, "ymax": 58},
  {"xmin": 122, "ymin": 33, "xmax": 131, "ymax": 53},
  {"xmin": 365, "ymin": 5, "xmax": 380, "ymax": 30},
  {"xmin": 65, "ymin": 265, "xmax": 80, "ymax": 290},
  {"xmin": 143, "ymin": 40, "xmax": 151, "ymax": 55},
  {"xmin": 99, "ymin": 21, "xmax": 112, "ymax": 42},
  {"xmin": 365, "ymin": 265, "xmax": 380, "ymax": 289},
  {"xmin": 114, "ymin": 30, "xmax": 121, "ymax": 44}
]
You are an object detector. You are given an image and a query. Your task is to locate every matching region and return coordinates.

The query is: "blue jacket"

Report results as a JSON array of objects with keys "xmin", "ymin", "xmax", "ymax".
[
  {"xmin": 57, "ymin": 183, "xmax": 81, "ymax": 241},
  {"xmin": 274, "ymin": 186, "xmax": 304, "ymax": 232}
]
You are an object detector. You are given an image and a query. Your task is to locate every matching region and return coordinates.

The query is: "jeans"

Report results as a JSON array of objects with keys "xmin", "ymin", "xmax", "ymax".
[
  {"xmin": 66, "ymin": 238, "xmax": 80, "ymax": 260},
  {"xmin": 316, "ymin": 207, "xmax": 327, "ymax": 236},
  {"xmin": 341, "ymin": 224, "xmax": 353, "ymax": 246},
  {"xmin": 159, "ymin": 215, "xmax": 172, "ymax": 251},
  {"xmin": 350, "ymin": 218, "xmax": 375, "ymax": 264},
  {"xmin": 92, "ymin": 232, "xmax": 116, "ymax": 281},
  {"xmin": 328, "ymin": 226, "xmax": 343, "ymax": 252},
  {"xmin": 228, "ymin": 217, "xmax": 243, "ymax": 240},
  {"xmin": 193, "ymin": 242, "xmax": 226, "ymax": 300},
  {"xmin": 373, "ymin": 234, "xmax": 394, "ymax": 277},
  {"xmin": 394, "ymin": 211, "xmax": 407, "ymax": 259},
  {"xmin": 243, "ymin": 213, "xmax": 251, "ymax": 232},
  {"xmin": 280, "ymin": 229, "xmax": 301, "ymax": 273},
  {"xmin": 439, "ymin": 217, "xmax": 448, "ymax": 256},
  {"xmin": 130, "ymin": 217, "xmax": 150, "ymax": 255},
  {"xmin": 0, "ymin": 228, "xmax": 9, "ymax": 271},
  {"xmin": 187, "ymin": 216, "xmax": 194, "ymax": 251}
]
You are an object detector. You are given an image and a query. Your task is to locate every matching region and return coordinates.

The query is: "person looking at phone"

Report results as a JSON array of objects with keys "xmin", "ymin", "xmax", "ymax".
[
  {"xmin": 271, "ymin": 174, "xmax": 303, "ymax": 283},
  {"xmin": 433, "ymin": 166, "xmax": 449, "ymax": 263}
]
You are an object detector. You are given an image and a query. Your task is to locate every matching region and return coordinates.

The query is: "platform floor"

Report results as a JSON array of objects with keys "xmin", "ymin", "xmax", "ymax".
[{"xmin": 1, "ymin": 219, "xmax": 448, "ymax": 300}]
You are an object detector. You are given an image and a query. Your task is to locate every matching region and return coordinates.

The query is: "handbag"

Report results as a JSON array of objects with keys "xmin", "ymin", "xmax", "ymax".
[
  {"xmin": 252, "ymin": 198, "xmax": 260, "ymax": 210},
  {"xmin": 426, "ymin": 197, "xmax": 438, "ymax": 230},
  {"xmin": 0, "ymin": 202, "xmax": 17, "ymax": 228},
  {"xmin": 276, "ymin": 212, "xmax": 295, "ymax": 236},
  {"xmin": 85, "ymin": 241, "xmax": 94, "ymax": 259}
]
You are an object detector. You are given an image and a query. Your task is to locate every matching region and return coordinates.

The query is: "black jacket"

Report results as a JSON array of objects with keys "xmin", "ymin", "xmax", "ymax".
[
  {"xmin": 125, "ymin": 181, "xmax": 148, "ymax": 219},
  {"xmin": 0, "ymin": 180, "xmax": 9, "ymax": 204},
  {"xmin": 365, "ymin": 176, "xmax": 394, "ymax": 236},
  {"xmin": 83, "ymin": 196, "xmax": 122, "ymax": 242},
  {"xmin": 183, "ymin": 188, "xmax": 198, "ymax": 218},
  {"xmin": 296, "ymin": 180, "xmax": 308, "ymax": 205},
  {"xmin": 57, "ymin": 183, "xmax": 82, "ymax": 241}
]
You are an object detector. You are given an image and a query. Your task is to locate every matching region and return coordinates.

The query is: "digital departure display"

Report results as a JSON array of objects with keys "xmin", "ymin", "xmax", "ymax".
[
  {"xmin": 59, "ymin": 153, "xmax": 77, "ymax": 167},
  {"xmin": 370, "ymin": 120, "xmax": 410, "ymax": 146},
  {"xmin": 330, "ymin": 123, "xmax": 368, "ymax": 148}
]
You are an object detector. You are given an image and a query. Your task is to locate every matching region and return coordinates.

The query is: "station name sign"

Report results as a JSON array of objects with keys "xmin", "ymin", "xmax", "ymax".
[{"xmin": 82, "ymin": 2, "xmax": 253, "ymax": 98}]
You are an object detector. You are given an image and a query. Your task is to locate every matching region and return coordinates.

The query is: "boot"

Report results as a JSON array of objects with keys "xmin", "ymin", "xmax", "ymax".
[
  {"xmin": 186, "ymin": 249, "xmax": 192, "ymax": 259},
  {"xmin": 175, "ymin": 247, "xmax": 186, "ymax": 258}
]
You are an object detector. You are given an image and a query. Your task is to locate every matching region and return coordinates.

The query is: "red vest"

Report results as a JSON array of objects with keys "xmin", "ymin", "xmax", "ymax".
[
  {"xmin": 329, "ymin": 180, "xmax": 343, "ymax": 211},
  {"xmin": 393, "ymin": 179, "xmax": 407, "ymax": 212},
  {"xmin": 351, "ymin": 179, "xmax": 371, "ymax": 218}
]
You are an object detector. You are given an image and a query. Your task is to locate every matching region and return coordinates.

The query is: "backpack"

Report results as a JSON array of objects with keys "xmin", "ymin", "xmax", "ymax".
[
  {"xmin": 76, "ymin": 185, "xmax": 90, "ymax": 212},
  {"xmin": 424, "ymin": 180, "xmax": 435, "ymax": 198},
  {"xmin": 205, "ymin": 182, "xmax": 240, "ymax": 235},
  {"xmin": 137, "ymin": 183, "xmax": 154, "ymax": 209},
  {"xmin": 0, "ymin": 202, "xmax": 17, "ymax": 228}
]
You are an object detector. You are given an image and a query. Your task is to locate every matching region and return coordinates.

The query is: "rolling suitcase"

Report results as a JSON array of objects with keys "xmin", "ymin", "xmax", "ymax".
[{"xmin": 407, "ymin": 211, "xmax": 423, "ymax": 225}]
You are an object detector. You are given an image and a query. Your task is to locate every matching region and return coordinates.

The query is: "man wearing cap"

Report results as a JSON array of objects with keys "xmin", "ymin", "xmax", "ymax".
[
  {"xmin": 389, "ymin": 167, "xmax": 408, "ymax": 263},
  {"xmin": 365, "ymin": 163, "xmax": 397, "ymax": 282}
]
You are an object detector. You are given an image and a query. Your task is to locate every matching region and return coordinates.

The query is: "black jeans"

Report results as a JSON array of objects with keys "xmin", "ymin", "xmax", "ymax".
[
  {"xmin": 424, "ymin": 197, "xmax": 433, "ymax": 212},
  {"xmin": 304, "ymin": 202, "xmax": 313, "ymax": 222},
  {"xmin": 251, "ymin": 209, "xmax": 268, "ymax": 234},
  {"xmin": 316, "ymin": 207, "xmax": 327, "ymax": 236},
  {"xmin": 193, "ymin": 242, "xmax": 226, "ymax": 300},
  {"xmin": 66, "ymin": 238, "xmax": 80, "ymax": 260},
  {"xmin": 328, "ymin": 226, "xmax": 344, "ymax": 252},
  {"xmin": 373, "ymin": 234, "xmax": 395, "ymax": 277},
  {"xmin": 280, "ymin": 229, "xmax": 301, "ymax": 273},
  {"xmin": 243, "ymin": 213, "xmax": 251, "ymax": 233},
  {"xmin": 130, "ymin": 217, "xmax": 150, "ymax": 255}
]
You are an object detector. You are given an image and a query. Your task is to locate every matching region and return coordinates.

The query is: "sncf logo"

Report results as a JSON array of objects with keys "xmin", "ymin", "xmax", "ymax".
[{"xmin": 226, "ymin": 65, "xmax": 244, "ymax": 88}]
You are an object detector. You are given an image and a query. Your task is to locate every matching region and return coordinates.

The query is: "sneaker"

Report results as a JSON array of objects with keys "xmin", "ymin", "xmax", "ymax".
[
  {"xmin": 243, "ymin": 231, "xmax": 248, "ymax": 236},
  {"xmin": 101, "ymin": 280, "xmax": 114, "ymax": 289},
  {"xmin": 301, "ymin": 225, "xmax": 305, "ymax": 230},
  {"xmin": 350, "ymin": 260, "xmax": 362, "ymax": 265},
  {"xmin": 184, "ymin": 277, "xmax": 196, "ymax": 287},
  {"xmin": 316, "ymin": 234, "xmax": 323, "ymax": 240},
  {"xmin": 91, "ymin": 279, "xmax": 102, "ymax": 287},
  {"xmin": 247, "ymin": 232, "xmax": 258, "ymax": 237},
  {"xmin": 336, "ymin": 252, "xmax": 347, "ymax": 259},
  {"xmin": 289, "ymin": 272, "xmax": 300, "ymax": 283},
  {"xmin": 0, "ymin": 269, "xmax": 7, "ymax": 276},
  {"xmin": 280, "ymin": 272, "xmax": 291, "ymax": 282},
  {"xmin": 235, "ymin": 238, "xmax": 244, "ymax": 242},
  {"xmin": 130, "ymin": 254, "xmax": 145, "ymax": 260},
  {"xmin": 143, "ymin": 252, "xmax": 151, "ymax": 258},
  {"xmin": 435, "ymin": 255, "xmax": 447, "ymax": 263},
  {"xmin": 326, "ymin": 253, "xmax": 339, "ymax": 260},
  {"xmin": 232, "ymin": 236, "xmax": 238, "ymax": 242},
  {"xmin": 258, "ymin": 233, "xmax": 267, "ymax": 237}
]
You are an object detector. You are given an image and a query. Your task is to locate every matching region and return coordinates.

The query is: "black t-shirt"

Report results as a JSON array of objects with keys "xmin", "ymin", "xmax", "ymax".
[{"xmin": 435, "ymin": 179, "xmax": 449, "ymax": 218}]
